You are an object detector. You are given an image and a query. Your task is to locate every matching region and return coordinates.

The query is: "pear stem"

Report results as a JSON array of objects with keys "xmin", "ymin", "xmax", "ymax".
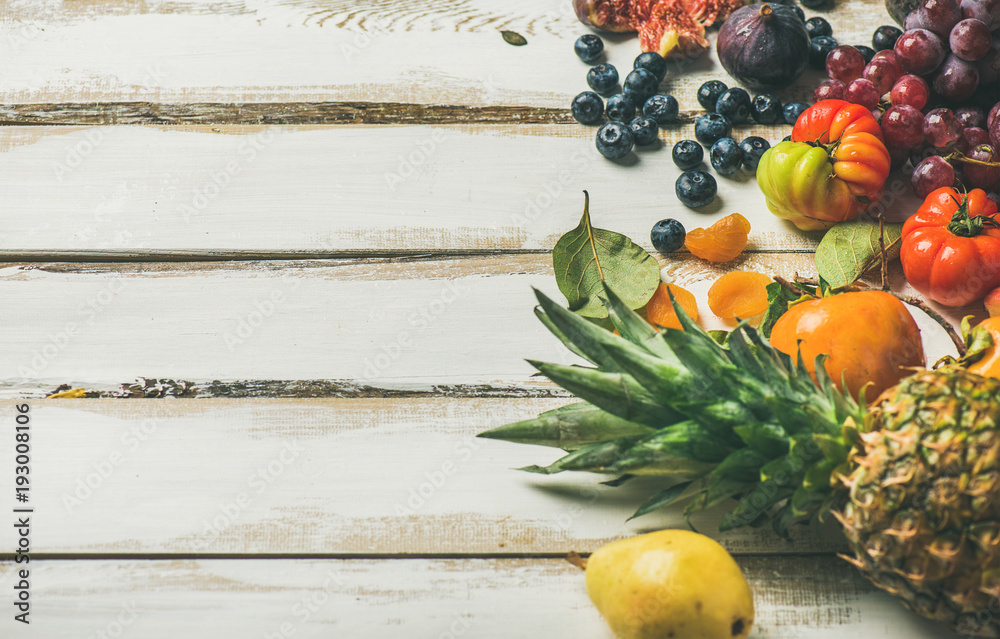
[{"xmin": 566, "ymin": 551, "xmax": 589, "ymax": 571}]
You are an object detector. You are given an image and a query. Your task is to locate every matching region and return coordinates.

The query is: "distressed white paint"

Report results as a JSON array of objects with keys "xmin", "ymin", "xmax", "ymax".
[
  {"xmin": 0, "ymin": 255, "xmax": 966, "ymax": 390},
  {"xmin": 0, "ymin": 125, "xmax": 926, "ymax": 256},
  {"xmin": 0, "ymin": 0, "xmax": 891, "ymax": 108},
  {"xmin": 0, "ymin": 558, "xmax": 960, "ymax": 638}
]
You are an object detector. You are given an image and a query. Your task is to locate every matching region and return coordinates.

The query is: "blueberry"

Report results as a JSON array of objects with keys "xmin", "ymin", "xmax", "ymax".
[
  {"xmin": 651, "ymin": 219, "xmax": 686, "ymax": 253},
  {"xmin": 809, "ymin": 35, "xmax": 839, "ymax": 69},
  {"xmin": 623, "ymin": 68, "xmax": 659, "ymax": 106},
  {"xmin": 694, "ymin": 113, "xmax": 732, "ymax": 146},
  {"xmin": 634, "ymin": 52, "xmax": 668, "ymax": 83},
  {"xmin": 675, "ymin": 170, "xmax": 718, "ymax": 208},
  {"xmin": 672, "ymin": 140, "xmax": 704, "ymax": 169},
  {"xmin": 855, "ymin": 44, "xmax": 876, "ymax": 64},
  {"xmin": 596, "ymin": 121, "xmax": 635, "ymax": 159},
  {"xmin": 571, "ymin": 91, "xmax": 605, "ymax": 125},
  {"xmin": 575, "ymin": 34, "xmax": 604, "ymax": 63},
  {"xmin": 605, "ymin": 94, "xmax": 636, "ymax": 122},
  {"xmin": 697, "ymin": 80, "xmax": 728, "ymax": 112},
  {"xmin": 782, "ymin": 134, "xmax": 792, "ymax": 142},
  {"xmin": 752, "ymin": 94, "xmax": 784, "ymax": 125},
  {"xmin": 739, "ymin": 136, "xmax": 771, "ymax": 172},
  {"xmin": 710, "ymin": 137, "xmax": 742, "ymax": 176},
  {"xmin": 629, "ymin": 116, "xmax": 659, "ymax": 146},
  {"xmin": 715, "ymin": 88, "xmax": 752, "ymax": 125},
  {"xmin": 801, "ymin": 0, "xmax": 828, "ymax": 8},
  {"xmin": 872, "ymin": 25, "xmax": 902, "ymax": 51},
  {"xmin": 643, "ymin": 94, "xmax": 679, "ymax": 125},
  {"xmin": 805, "ymin": 17, "xmax": 832, "ymax": 38},
  {"xmin": 587, "ymin": 63, "xmax": 619, "ymax": 96},
  {"xmin": 790, "ymin": 5, "xmax": 805, "ymax": 21},
  {"xmin": 783, "ymin": 102, "xmax": 809, "ymax": 125}
]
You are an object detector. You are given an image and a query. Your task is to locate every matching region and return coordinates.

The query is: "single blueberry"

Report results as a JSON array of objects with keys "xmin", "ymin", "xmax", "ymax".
[
  {"xmin": 790, "ymin": 5, "xmax": 805, "ymax": 21},
  {"xmin": 809, "ymin": 36, "xmax": 839, "ymax": 69},
  {"xmin": 873, "ymin": 25, "xmax": 902, "ymax": 51},
  {"xmin": 575, "ymin": 34, "xmax": 604, "ymax": 63},
  {"xmin": 783, "ymin": 102, "xmax": 809, "ymax": 125},
  {"xmin": 801, "ymin": 0, "xmax": 828, "ymax": 8},
  {"xmin": 571, "ymin": 91, "xmax": 605, "ymax": 125},
  {"xmin": 694, "ymin": 113, "xmax": 732, "ymax": 146},
  {"xmin": 697, "ymin": 80, "xmax": 728, "ymax": 112},
  {"xmin": 587, "ymin": 63, "xmax": 619, "ymax": 96},
  {"xmin": 675, "ymin": 170, "xmax": 718, "ymax": 208},
  {"xmin": 651, "ymin": 219, "xmax": 686, "ymax": 253},
  {"xmin": 752, "ymin": 94, "xmax": 784, "ymax": 125},
  {"xmin": 672, "ymin": 140, "xmax": 704, "ymax": 169},
  {"xmin": 855, "ymin": 44, "xmax": 876, "ymax": 64},
  {"xmin": 596, "ymin": 121, "xmax": 635, "ymax": 159},
  {"xmin": 643, "ymin": 94, "xmax": 679, "ymax": 125},
  {"xmin": 739, "ymin": 136, "xmax": 771, "ymax": 172},
  {"xmin": 805, "ymin": 17, "xmax": 833, "ymax": 38},
  {"xmin": 605, "ymin": 94, "xmax": 636, "ymax": 122},
  {"xmin": 710, "ymin": 137, "xmax": 742, "ymax": 176},
  {"xmin": 634, "ymin": 52, "xmax": 668, "ymax": 83},
  {"xmin": 623, "ymin": 68, "xmax": 659, "ymax": 106},
  {"xmin": 715, "ymin": 88, "xmax": 752, "ymax": 125},
  {"xmin": 629, "ymin": 116, "xmax": 659, "ymax": 146}
]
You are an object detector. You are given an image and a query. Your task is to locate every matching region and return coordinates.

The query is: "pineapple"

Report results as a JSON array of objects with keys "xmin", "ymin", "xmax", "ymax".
[{"xmin": 480, "ymin": 287, "xmax": 1000, "ymax": 637}]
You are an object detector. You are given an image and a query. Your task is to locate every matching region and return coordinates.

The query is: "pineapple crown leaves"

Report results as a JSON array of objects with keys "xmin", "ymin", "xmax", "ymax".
[{"xmin": 478, "ymin": 284, "xmax": 868, "ymax": 537}]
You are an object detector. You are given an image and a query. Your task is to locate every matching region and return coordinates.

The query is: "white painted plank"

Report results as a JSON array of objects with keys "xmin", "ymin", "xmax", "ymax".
[
  {"xmin": 0, "ymin": 557, "xmax": 959, "ymax": 638},
  {"xmin": 0, "ymin": 255, "xmax": 967, "ymax": 390},
  {"xmin": 0, "ymin": 397, "xmax": 843, "ymax": 555},
  {"xmin": 0, "ymin": 125, "xmax": 922, "ymax": 255},
  {"xmin": 0, "ymin": 0, "xmax": 894, "ymax": 108}
]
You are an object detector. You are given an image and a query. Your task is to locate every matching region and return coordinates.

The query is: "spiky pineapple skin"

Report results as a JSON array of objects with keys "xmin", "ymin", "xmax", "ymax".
[{"xmin": 837, "ymin": 368, "xmax": 1000, "ymax": 638}]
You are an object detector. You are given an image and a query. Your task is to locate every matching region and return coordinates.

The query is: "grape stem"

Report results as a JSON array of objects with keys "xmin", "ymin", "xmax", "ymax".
[
  {"xmin": 945, "ymin": 149, "xmax": 1000, "ymax": 168},
  {"xmin": 785, "ymin": 276, "xmax": 967, "ymax": 356}
]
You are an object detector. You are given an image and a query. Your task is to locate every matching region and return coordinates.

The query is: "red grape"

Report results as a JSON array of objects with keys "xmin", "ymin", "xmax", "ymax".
[
  {"xmin": 949, "ymin": 18, "xmax": 992, "ymax": 60},
  {"xmin": 989, "ymin": 102, "xmax": 1000, "ymax": 130},
  {"xmin": 814, "ymin": 79, "xmax": 846, "ymax": 101},
  {"xmin": 919, "ymin": 0, "xmax": 963, "ymax": 38},
  {"xmin": 865, "ymin": 58, "xmax": 905, "ymax": 94},
  {"xmin": 890, "ymin": 74, "xmax": 931, "ymax": 109},
  {"xmin": 923, "ymin": 108, "xmax": 963, "ymax": 146},
  {"xmin": 989, "ymin": 112, "xmax": 1000, "ymax": 148},
  {"xmin": 826, "ymin": 45, "xmax": 866, "ymax": 82},
  {"xmin": 960, "ymin": 0, "xmax": 1000, "ymax": 29},
  {"xmin": 956, "ymin": 105, "xmax": 986, "ymax": 127},
  {"xmin": 905, "ymin": 10, "xmax": 925, "ymax": 29},
  {"xmin": 845, "ymin": 78, "xmax": 881, "ymax": 109},
  {"xmin": 911, "ymin": 155, "xmax": 957, "ymax": 197},
  {"xmin": 895, "ymin": 29, "xmax": 948, "ymax": 75},
  {"xmin": 962, "ymin": 126, "xmax": 991, "ymax": 151},
  {"xmin": 978, "ymin": 41, "xmax": 1000, "ymax": 83},
  {"xmin": 872, "ymin": 50, "xmax": 900, "ymax": 64},
  {"xmin": 932, "ymin": 53, "xmax": 980, "ymax": 102},
  {"xmin": 965, "ymin": 143, "xmax": 1000, "ymax": 190},
  {"xmin": 883, "ymin": 104, "xmax": 927, "ymax": 149}
]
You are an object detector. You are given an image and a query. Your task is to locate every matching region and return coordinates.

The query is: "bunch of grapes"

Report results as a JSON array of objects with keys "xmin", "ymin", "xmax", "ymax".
[{"xmin": 821, "ymin": 0, "xmax": 1000, "ymax": 198}]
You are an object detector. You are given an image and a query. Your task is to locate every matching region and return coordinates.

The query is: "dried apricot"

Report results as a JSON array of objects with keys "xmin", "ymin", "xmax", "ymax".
[
  {"xmin": 685, "ymin": 213, "xmax": 751, "ymax": 263},
  {"xmin": 645, "ymin": 283, "xmax": 699, "ymax": 330},
  {"xmin": 707, "ymin": 271, "xmax": 772, "ymax": 320}
]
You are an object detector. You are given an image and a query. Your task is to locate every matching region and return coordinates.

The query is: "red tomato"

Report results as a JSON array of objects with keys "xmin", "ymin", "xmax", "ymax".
[{"xmin": 901, "ymin": 187, "xmax": 1000, "ymax": 307}]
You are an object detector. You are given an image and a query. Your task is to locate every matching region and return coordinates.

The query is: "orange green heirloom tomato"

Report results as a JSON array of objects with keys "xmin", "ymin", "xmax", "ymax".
[{"xmin": 756, "ymin": 100, "xmax": 891, "ymax": 231}]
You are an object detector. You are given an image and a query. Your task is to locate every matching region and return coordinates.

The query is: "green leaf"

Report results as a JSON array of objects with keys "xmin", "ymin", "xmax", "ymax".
[
  {"xmin": 501, "ymin": 30, "xmax": 527, "ymax": 46},
  {"xmin": 477, "ymin": 402, "xmax": 655, "ymax": 450},
  {"xmin": 553, "ymin": 192, "xmax": 660, "ymax": 319},
  {"xmin": 758, "ymin": 282, "xmax": 806, "ymax": 339},
  {"xmin": 814, "ymin": 219, "xmax": 903, "ymax": 289},
  {"xmin": 629, "ymin": 481, "xmax": 695, "ymax": 520}
]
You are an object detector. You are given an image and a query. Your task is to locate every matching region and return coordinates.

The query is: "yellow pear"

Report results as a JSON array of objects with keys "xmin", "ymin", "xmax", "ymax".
[{"xmin": 585, "ymin": 530, "xmax": 754, "ymax": 639}]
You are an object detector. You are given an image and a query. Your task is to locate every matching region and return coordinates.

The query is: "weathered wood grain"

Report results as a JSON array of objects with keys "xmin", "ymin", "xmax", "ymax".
[
  {"xmin": 0, "ymin": 255, "xmax": 970, "ymax": 394},
  {"xmin": 0, "ymin": 557, "xmax": 958, "ymax": 638},
  {"xmin": 0, "ymin": 0, "xmax": 893, "ymax": 110},
  {"xmin": 0, "ymin": 125, "xmax": 922, "ymax": 257},
  {"xmin": 0, "ymin": 398, "xmax": 853, "ymax": 556}
]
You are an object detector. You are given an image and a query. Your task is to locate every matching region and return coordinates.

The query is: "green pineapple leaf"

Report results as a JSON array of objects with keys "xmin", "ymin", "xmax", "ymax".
[
  {"xmin": 628, "ymin": 481, "xmax": 696, "ymax": 521},
  {"xmin": 477, "ymin": 402, "xmax": 656, "ymax": 449},
  {"xmin": 552, "ymin": 191, "xmax": 660, "ymax": 319}
]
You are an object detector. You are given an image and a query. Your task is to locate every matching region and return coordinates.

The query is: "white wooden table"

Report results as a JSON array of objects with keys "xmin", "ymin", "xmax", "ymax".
[{"xmin": 0, "ymin": 0, "xmax": 975, "ymax": 636}]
